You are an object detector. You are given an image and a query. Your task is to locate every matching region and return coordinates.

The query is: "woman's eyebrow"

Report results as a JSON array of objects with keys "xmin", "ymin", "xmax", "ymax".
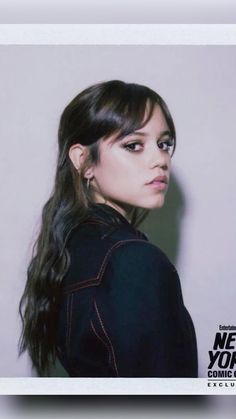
[
  {"xmin": 127, "ymin": 129, "xmax": 171, "ymax": 137},
  {"xmin": 107, "ymin": 129, "xmax": 172, "ymax": 147}
]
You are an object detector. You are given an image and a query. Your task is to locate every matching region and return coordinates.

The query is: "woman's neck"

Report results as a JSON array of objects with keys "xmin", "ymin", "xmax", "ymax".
[{"xmin": 93, "ymin": 198, "xmax": 133, "ymax": 224}]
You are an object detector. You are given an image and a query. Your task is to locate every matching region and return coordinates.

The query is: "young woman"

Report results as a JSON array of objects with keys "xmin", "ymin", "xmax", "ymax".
[{"xmin": 19, "ymin": 80, "xmax": 198, "ymax": 377}]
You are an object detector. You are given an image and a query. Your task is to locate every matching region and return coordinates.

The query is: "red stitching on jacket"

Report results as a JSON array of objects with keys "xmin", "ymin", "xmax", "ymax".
[
  {"xmin": 94, "ymin": 299, "xmax": 119, "ymax": 377},
  {"xmin": 90, "ymin": 320, "xmax": 111, "ymax": 365},
  {"xmin": 66, "ymin": 294, "xmax": 73, "ymax": 354},
  {"xmin": 66, "ymin": 294, "xmax": 69, "ymax": 350},
  {"xmin": 64, "ymin": 238, "xmax": 147, "ymax": 294},
  {"xmin": 68, "ymin": 294, "xmax": 73, "ymax": 351}
]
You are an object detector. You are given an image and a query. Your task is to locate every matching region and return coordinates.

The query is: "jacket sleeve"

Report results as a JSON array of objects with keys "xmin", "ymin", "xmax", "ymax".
[{"xmin": 92, "ymin": 240, "xmax": 198, "ymax": 377}]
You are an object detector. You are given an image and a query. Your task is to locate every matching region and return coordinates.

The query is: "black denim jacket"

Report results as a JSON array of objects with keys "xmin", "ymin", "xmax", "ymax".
[{"xmin": 56, "ymin": 203, "xmax": 198, "ymax": 377}]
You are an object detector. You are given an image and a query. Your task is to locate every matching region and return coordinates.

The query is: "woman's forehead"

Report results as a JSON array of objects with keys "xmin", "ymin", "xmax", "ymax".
[{"xmin": 102, "ymin": 105, "xmax": 168, "ymax": 144}]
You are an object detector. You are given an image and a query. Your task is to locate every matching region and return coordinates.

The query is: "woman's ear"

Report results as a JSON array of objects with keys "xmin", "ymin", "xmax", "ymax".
[{"xmin": 68, "ymin": 144, "xmax": 94, "ymax": 178}]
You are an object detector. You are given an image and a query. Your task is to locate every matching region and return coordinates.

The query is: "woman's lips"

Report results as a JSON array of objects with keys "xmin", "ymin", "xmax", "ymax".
[
  {"xmin": 146, "ymin": 175, "xmax": 168, "ymax": 191},
  {"xmin": 147, "ymin": 180, "xmax": 168, "ymax": 191}
]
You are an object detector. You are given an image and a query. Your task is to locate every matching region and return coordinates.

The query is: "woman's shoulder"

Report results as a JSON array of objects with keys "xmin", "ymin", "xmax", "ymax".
[
  {"xmin": 69, "ymin": 216, "xmax": 172, "ymax": 267},
  {"xmin": 105, "ymin": 239, "xmax": 177, "ymax": 283},
  {"xmin": 68, "ymin": 211, "xmax": 176, "ymax": 272},
  {"xmin": 94, "ymin": 238, "xmax": 184, "ymax": 315},
  {"xmin": 62, "ymin": 220, "xmax": 147, "ymax": 290},
  {"xmin": 63, "ymin": 218, "xmax": 176, "ymax": 292}
]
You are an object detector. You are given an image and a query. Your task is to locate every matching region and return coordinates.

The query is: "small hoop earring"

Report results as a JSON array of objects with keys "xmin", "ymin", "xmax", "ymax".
[{"xmin": 86, "ymin": 178, "xmax": 90, "ymax": 189}]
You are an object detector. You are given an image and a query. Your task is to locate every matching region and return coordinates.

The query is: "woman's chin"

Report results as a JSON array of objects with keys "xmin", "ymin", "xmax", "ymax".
[{"xmin": 139, "ymin": 196, "xmax": 166, "ymax": 210}]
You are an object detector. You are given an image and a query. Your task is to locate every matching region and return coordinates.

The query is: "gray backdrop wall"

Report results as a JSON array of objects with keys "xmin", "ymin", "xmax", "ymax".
[{"xmin": 0, "ymin": 45, "xmax": 235, "ymax": 377}]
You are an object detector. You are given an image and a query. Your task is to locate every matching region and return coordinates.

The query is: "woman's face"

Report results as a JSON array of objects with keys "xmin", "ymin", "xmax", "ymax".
[{"xmin": 90, "ymin": 105, "xmax": 174, "ymax": 218}]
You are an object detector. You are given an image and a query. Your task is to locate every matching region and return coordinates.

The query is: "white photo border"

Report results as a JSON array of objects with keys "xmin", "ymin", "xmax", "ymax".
[
  {"xmin": 0, "ymin": 24, "xmax": 236, "ymax": 45},
  {"xmin": 1, "ymin": 23, "xmax": 236, "ymax": 395}
]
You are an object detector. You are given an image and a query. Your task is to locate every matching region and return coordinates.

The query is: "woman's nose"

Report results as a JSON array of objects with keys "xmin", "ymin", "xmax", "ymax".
[{"xmin": 149, "ymin": 147, "xmax": 169, "ymax": 170}]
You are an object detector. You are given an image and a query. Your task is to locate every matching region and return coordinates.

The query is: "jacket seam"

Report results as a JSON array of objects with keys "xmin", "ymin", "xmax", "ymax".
[
  {"xmin": 90, "ymin": 319, "xmax": 112, "ymax": 366},
  {"xmin": 66, "ymin": 293, "xmax": 74, "ymax": 355},
  {"xmin": 63, "ymin": 238, "xmax": 148, "ymax": 294},
  {"xmin": 94, "ymin": 299, "xmax": 119, "ymax": 377}
]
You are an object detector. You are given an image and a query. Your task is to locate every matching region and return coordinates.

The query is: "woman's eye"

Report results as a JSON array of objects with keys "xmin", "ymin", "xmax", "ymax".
[
  {"xmin": 123, "ymin": 138, "xmax": 174, "ymax": 154},
  {"xmin": 123, "ymin": 142, "xmax": 143, "ymax": 152},
  {"xmin": 158, "ymin": 139, "xmax": 174, "ymax": 154}
]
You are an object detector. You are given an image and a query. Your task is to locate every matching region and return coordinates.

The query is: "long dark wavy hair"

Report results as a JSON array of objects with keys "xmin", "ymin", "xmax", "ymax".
[{"xmin": 18, "ymin": 80, "xmax": 176, "ymax": 375}]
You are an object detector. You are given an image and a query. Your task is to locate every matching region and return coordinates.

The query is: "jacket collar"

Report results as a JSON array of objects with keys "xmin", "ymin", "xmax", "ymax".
[
  {"xmin": 88, "ymin": 203, "xmax": 132, "ymax": 228},
  {"xmin": 87, "ymin": 203, "xmax": 149, "ymax": 241}
]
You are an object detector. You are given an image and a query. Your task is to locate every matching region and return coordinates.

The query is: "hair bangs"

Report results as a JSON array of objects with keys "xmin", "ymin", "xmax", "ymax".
[{"xmin": 99, "ymin": 93, "xmax": 158, "ymax": 144}]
